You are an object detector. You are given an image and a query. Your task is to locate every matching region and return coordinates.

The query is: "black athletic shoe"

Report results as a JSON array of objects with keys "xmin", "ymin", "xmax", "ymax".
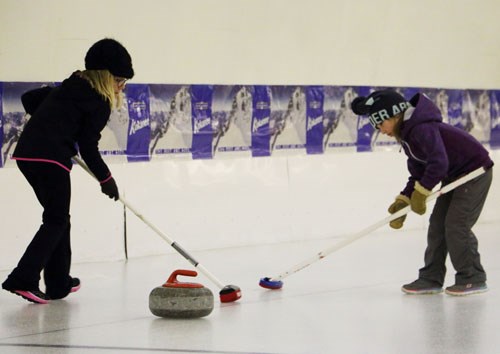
[
  {"xmin": 2, "ymin": 278, "xmax": 50, "ymax": 304},
  {"xmin": 70, "ymin": 278, "xmax": 81, "ymax": 293},
  {"xmin": 445, "ymin": 282, "xmax": 487, "ymax": 296},
  {"xmin": 4, "ymin": 288, "xmax": 50, "ymax": 304},
  {"xmin": 46, "ymin": 277, "xmax": 81, "ymax": 300},
  {"xmin": 402, "ymin": 279, "xmax": 443, "ymax": 295}
]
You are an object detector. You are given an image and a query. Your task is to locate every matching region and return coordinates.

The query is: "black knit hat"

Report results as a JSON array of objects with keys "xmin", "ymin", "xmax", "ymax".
[
  {"xmin": 351, "ymin": 89, "xmax": 409, "ymax": 128},
  {"xmin": 85, "ymin": 38, "xmax": 134, "ymax": 79}
]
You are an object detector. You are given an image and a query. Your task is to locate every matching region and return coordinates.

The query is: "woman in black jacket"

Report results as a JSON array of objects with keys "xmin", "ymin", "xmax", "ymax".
[{"xmin": 2, "ymin": 38, "xmax": 134, "ymax": 304}]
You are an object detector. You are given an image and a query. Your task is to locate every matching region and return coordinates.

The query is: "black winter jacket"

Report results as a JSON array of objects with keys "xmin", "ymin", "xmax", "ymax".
[{"xmin": 13, "ymin": 72, "xmax": 112, "ymax": 182}]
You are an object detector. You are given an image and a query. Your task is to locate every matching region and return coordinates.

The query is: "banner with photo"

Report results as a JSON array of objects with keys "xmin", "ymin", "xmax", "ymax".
[
  {"xmin": 125, "ymin": 84, "xmax": 151, "ymax": 162},
  {"xmin": 0, "ymin": 83, "xmax": 3, "ymax": 167},
  {"xmin": 191, "ymin": 85, "xmax": 214, "ymax": 160},
  {"xmin": 305, "ymin": 86, "xmax": 324, "ymax": 154},
  {"xmin": 490, "ymin": 90, "xmax": 500, "ymax": 149},
  {"xmin": 1, "ymin": 82, "xmax": 55, "ymax": 168},
  {"xmin": 323, "ymin": 86, "xmax": 358, "ymax": 151},
  {"xmin": 149, "ymin": 84, "xmax": 192, "ymax": 159},
  {"xmin": 212, "ymin": 85, "xmax": 252, "ymax": 156},
  {"xmin": 251, "ymin": 85, "xmax": 271, "ymax": 157},
  {"xmin": 0, "ymin": 82, "xmax": 498, "ymax": 167}
]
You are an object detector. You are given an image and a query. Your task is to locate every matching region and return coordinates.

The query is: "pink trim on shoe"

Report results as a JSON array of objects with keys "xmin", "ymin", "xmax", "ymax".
[
  {"xmin": 14, "ymin": 290, "xmax": 49, "ymax": 304},
  {"xmin": 70, "ymin": 284, "xmax": 81, "ymax": 293}
]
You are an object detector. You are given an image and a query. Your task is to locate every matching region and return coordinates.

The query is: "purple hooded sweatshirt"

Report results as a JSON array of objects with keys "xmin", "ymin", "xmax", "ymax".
[{"xmin": 399, "ymin": 93, "xmax": 493, "ymax": 197}]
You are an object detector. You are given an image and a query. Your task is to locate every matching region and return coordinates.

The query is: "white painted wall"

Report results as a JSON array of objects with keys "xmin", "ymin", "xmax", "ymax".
[
  {"xmin": 1, "ymin": 0, "xmax": 500, "ymax": 88},
  {"xmin": 1, "ymin": 149, "xmax": 498, "ymax": 270},
  {"xmin": 0, "ymin": 0, "xmax": 499, "ymax": 270}
]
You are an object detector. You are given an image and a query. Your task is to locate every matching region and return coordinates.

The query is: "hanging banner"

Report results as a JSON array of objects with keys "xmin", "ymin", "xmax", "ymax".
[
  {"xmin": 100, "ymin": 99, "xmax": 129, "ymax": 162},
  {"xmin": 149, "ymin": 84, "xmax": 192, "ymax": 157},
  {"xmin": 490, "ymin": 90, "xmax": 500, "ymax": 148},
  {"xmin": 0, "ymin": 82, "xmax": 498, "ymax": 168},
  {"xmin": 463, "ymin": 89, "xmax": 491, "ymax": 144},
  {"xmin": 421, "ymin": 88, "xmax": 447, "ymax": 123},
  {"xmin": 323, "ymin": 86, "xmax": 359, "ymax": 151},
  {"xmin": 1, "ymin": 82, "xmax": 50, "ymax": 167},
  {"xmin": 446, "ymin": 89, "xmax": 464, "ymax": 130},
  {"xmin": 126, "ymin": 84, "xmax": 151, "ymax": 162},
  {"xmin": 191, "ymin": 85, "xmax": 213, "ymax": 160},
  {"xmin": 305, "ymin": 86, "xmax": 324, "ymax": 154},
  {"xmin": 251, "ymin": 85, "xmax": 271, "ymax": 157},
  {"xmin": 212, "ymin": 85, "xmax": 252, "ymax": 156},
  {"xmin": 436, "ymin": 89, "xmax": 452, "ymax": 124},
  {"xmin": 0, "ymin": 83, "xmax": 3, "ymax": 167},
  {"xmin": 355, "ymin": 86, "xmax": 374, "ymax": 152},
  {"xmin": 269, "ymin": 86, "xmax": 306, "ymax": 153}
]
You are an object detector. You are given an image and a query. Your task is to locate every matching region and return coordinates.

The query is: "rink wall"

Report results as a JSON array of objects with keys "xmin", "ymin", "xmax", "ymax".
[
  {"xmin": 0, "ymin": 149, "xmax": 499, "ymax": 269},
  {"xmin": 1, "ymin": 0, "xmax": 500, "ymax": 270}
]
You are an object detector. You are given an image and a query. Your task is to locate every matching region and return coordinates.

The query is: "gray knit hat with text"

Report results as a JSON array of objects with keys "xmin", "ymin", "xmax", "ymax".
[{"xmin": 351, "ymin": 89, "xmax": 409, "ymax": 128}]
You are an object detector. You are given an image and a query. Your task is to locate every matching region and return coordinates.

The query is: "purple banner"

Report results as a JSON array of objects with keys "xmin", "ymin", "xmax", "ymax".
[
  {"xmin": 0, "ymin": 82, "xmax": 3, "ymax": 167},
  {"xmin": 323, "ymin": 86, "xmax": 359, "ymax": 151},
  {"xmin": 447, "ymin": 90, "xmax": 464, "ymax": 129},
  {"xmin": 0, "ymin": 82, "xmax": 498, "ymax": 167},
  {"xmin": 463, "ymin": 89, "xmax": 491, "ymax": 144},
  {"xmin": 212, "ymin": 85, "xmax": 252, "ymax": 156},
  {"xmin": 490, "ymin": 90, "xmax": 500, "ymax": 148},
  {"xmin": 191, "ymin": 85, "xmax": 213, "ymax": 159},
  {"xmin": 355, "ymin": 86, "xmax": 374, "ymax": 152},
  {"xmin": 126, "ymin": 84, "xmax": 151, "ymax": 162},
  {"xmin": 269, "ymin": 86, "xmax": 306, "ymax": 152},
  {"xmin": 251, "ymin": 85, "xmax": 271, "ymax": 157},
  {"xmin": 148, "ymin": 85, "xmax": 192, "ymax": 156},
  {"xmin": 305, "ymin": 86, "xmax": 324, "ymax": 154},
  {"xmin": 437, "ymin": 89, "xmax": 453, "ymax": 125},
  {"xmin": 402, "ymin": 87, "xmax": 420, "ymax": 99},
  {"xmin": 1, "ymin": 82, "xmax": 48, "ymax": 167}
]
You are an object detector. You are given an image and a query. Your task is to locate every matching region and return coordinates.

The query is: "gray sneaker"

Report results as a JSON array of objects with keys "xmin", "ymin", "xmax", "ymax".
[
  {"xmin": 445, "ymin": 282, "xmax": 488, "ymax": 296},
  {"xmin": 402, "ymin": 279, "xmax": 443, "ymax": 295}
]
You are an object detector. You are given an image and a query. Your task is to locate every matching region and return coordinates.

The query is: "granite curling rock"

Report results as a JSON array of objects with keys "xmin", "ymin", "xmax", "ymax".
[{"xmin": 149, "ymin": 269, "xmax": 214, "ymax": 318}]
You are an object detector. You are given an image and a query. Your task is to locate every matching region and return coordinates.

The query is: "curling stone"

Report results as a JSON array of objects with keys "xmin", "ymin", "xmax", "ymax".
[{"xmin": 149, "ymin": 269, "xmax": 214, "ymax": 318}]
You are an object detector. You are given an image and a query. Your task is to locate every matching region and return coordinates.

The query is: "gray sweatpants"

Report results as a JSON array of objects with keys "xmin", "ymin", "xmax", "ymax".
[{"xmin": 418, "ymin": 167, "xmax": 493, "ymax": 285}]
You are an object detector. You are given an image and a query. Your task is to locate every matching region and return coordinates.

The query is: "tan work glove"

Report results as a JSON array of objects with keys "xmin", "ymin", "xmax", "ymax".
[
  {"xmin": 388, "ymin": 195, "xmax": 411, "ymax": 229},
  {"xmin": 410, "ymin": 181, "xmax": 432, "ymax": 215}
]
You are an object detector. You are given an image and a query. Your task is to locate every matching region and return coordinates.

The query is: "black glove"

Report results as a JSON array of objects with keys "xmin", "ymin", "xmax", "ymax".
[{"xmin": 100, "ymin": 177, "xmax": 119, "ymax": 201}]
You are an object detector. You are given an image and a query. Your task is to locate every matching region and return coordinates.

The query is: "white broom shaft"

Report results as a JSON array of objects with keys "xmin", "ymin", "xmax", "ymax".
[
  {"xmin": 271, "ymin": 167, "xmax": 486, "ymax": 282},
  {"xmin": 118, "ymin": 194, "xmax": 225, "ymax": 289},
  {"xmin": 72, "ymin": 156, "xmax": 226, "ymax": 290}
]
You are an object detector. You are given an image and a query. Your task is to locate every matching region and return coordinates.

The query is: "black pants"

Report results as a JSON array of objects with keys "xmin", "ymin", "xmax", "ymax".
[
  {"xmin": 4, "ymin": 161, "xmax": 73, "ymax": 298},
  {"xmin": 419, "ymin": 168, "xmax": 493, "ymax": 285}
]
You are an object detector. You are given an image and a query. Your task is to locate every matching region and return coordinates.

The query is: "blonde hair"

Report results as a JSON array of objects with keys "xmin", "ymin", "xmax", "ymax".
[
  {"xmin": 392, "ymin": 113, "xmax": 405, "ymax": 142},
  {"xmin": 79, "ymin": 70, "xmax": 124, "ymax": 109}
]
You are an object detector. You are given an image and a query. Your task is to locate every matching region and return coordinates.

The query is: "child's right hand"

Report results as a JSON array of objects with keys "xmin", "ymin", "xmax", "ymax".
[
  {"xmin": 101, "ymin": 177, "xmax": 120, "ymax": 201},
  {"xmin": 388, "ymin": 195, "xmax": 410, "ymax": 229}
]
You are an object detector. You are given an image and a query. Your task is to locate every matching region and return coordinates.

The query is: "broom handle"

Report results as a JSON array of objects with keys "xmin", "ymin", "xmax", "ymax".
[
  {"xmin": 72, "ymin": 155, "xmax": 226, "ymax": 290},
  {"xmin": 271, "ymin": 166, "xmax": 487, "ymax": 281}
]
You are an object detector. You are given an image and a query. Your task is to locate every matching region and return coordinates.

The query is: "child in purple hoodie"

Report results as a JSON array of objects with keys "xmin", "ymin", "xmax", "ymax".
[{"xmin": 352, "ymin": 89, "xmax": 494, "ymax": 296}]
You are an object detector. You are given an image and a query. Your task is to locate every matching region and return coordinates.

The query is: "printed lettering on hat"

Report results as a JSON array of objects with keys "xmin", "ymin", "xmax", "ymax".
[{"xmin": 369, "ymin": 102, "xmax": 409, "ymax": 126}]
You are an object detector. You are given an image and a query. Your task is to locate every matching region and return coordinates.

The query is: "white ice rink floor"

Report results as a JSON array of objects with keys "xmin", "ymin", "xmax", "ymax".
[{"xmin": 1, "ymin": 222, "xmax": 500, "ymax": 354}]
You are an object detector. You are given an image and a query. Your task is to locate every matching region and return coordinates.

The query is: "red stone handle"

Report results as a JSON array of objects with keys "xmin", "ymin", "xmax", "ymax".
[{"xmin": 162, "ymin": 269, "xmax": 203, "ymax": 288}]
